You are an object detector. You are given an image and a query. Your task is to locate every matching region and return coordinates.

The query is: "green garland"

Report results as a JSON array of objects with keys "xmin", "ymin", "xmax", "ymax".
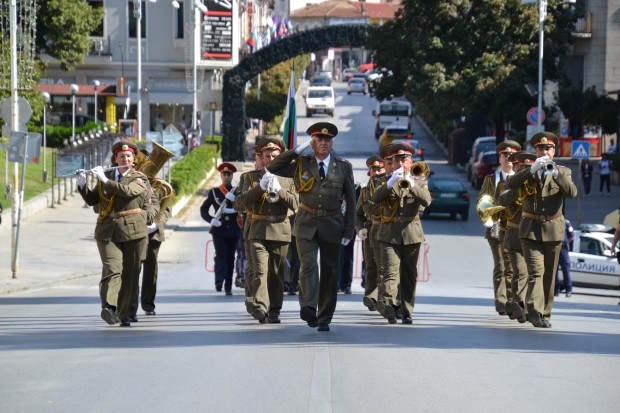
[{"xmin": 221, "ymin": 24, "xmax": 378, "ymax": 161}]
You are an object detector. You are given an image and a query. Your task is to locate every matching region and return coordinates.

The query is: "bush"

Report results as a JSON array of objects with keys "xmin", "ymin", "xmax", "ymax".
[{"xmin": 170, "ymin": 143, "xmax": 219, "ymax": 202}]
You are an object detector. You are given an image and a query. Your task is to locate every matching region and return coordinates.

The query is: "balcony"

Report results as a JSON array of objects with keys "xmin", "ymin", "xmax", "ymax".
[
  {"xmin": 88, "ymin": 36, "xmax": 112, "ymax": 56},
  {"xmin": 572, "ymin": 13, "xmax": 592, "ymax": 39}
]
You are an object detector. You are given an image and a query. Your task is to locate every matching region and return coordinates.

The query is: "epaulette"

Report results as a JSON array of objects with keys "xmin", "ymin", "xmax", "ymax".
[
  {"xmin": 131, "ymin": 170, "xmax": 147, "ymax": 177},
  {"xmin": 557, "ymin": 165, "xmax": 569, "ymax": 169},
  {"xmin": 334, "ymin": 156, "xmax": 351, "ymax": 165}
]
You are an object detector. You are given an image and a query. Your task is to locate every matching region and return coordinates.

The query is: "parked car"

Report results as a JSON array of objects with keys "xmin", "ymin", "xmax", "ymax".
[
  {"xmin": 342, "ymin": 68, "xmax": 356, "ymax": 81},
  {"xmin": 310, "ymin": 74, "xmax": 331, "ymax": 86},
  {"xmin": 319, "ymin": 71, "xmax": 333, "ymax": 83},
  {"xmin": 569, "ymin": 230, "xmax": 619, "ymax": 288},
  {"xmin": 390, "ymin": 138, "xmax": 425, "ymax": 161},
  {"xmin": 471, "ymin": 151, "xmax": 498, "ymax": 189},
  {"xmin": 466, "ymin": 136, "xmax": 497, "ymax": 181},
  {"xmin": 422, "ymin": 178, "xmax": 470, "ymax": 221},
  {"xmin": 379, "ymin": 127, "xmax": 412, "ymax": 148},
  {"xmin": 347, "ymin": 78, "xmax": 367, "ymax": 95}
]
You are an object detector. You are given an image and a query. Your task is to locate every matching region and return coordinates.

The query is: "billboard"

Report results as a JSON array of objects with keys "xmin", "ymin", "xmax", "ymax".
[{"xmin": 199, "ymin": 0, "xmax": 239, "ymax": 68}]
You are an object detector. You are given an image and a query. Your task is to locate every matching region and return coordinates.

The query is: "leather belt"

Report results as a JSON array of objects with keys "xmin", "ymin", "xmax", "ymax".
[
  {"xmin": 385, "ymin": 215, "xmax": 420, "ymax": 224},
  {"xmin": 372, "ymin": 219, "xmax": 381, "ymax": 225},
  {"xmin": 251, "ymin": 214, "xmax": 287, "ymax": 223},
  {"xmin": 110, "ymin": 208, "xmax": 142, "ymax": 219},
  {"xmin": 522, "ymin": 211, "xmax": 562, "ymax": 222},
  {"xmin": 507, "ymin": 221, "xmax": 520, "ymax": 230},
  {"xmin": 299, "ymin": 203, "xmax": 340, "ymax": 217}
]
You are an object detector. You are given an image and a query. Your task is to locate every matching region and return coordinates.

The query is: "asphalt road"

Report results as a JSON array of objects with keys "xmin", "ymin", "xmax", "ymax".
[{"xmin": 0, "ymin": 82, "xmax": 619, "ymax": 413}]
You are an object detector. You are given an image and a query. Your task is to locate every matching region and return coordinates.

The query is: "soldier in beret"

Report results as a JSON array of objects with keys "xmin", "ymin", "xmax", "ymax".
[
  {"xmin": 356, "ymin": 155, "xmax": 386, "ymax": 311},
  {"xmin": 505, "ymin": 132, "xmax": 577, "ymax": 328},
  {"xmin": 476, "ymin": 140, "xmax": 521, "ymax": 317},
  {"xmin": 498, "ymin": 151, "xmax": 536, "ymax": 323},
  {"xmin": 77, "ymin": 140, "xmax": 158, "ymax": 327},
  {"xmin": 200, "ymin": 163, "xmax": 241, "ymax": 295},
  {"xmin": 268, "ymin": 122, "xmax": 356, "ymax": 332},
  {"xmin": 236, "ymin": 137, "xmax": 298, "ymax": 323}
]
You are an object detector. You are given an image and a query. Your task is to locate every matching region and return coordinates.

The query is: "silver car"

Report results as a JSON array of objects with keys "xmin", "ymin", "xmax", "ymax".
[{"xmin": 347, "ymin": 78, "xmax": 367, "ymax": 95}]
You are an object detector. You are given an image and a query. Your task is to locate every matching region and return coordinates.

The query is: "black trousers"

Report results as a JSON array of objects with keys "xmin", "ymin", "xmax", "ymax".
[{"xmin": 213, "ymin": 235, "xmax": 239, "ymax": 292}]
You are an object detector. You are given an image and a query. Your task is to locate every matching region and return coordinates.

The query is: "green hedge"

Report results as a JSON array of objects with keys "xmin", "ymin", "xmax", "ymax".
[{"xmin": 170, "ymin": 137, "xmax": 221, "ymax": 202}]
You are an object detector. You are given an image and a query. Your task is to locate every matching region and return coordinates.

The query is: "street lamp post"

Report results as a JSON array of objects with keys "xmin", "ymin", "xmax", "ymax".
[
  {"xmin": 70, "ymin": 83, "xmax": 79, "ymax": 141},
  {"xmin": 536, "ymin": 0, "xmax": 546, "ymax": 131},
  {"xmin": 40, "ymin": 91, "xmax": 50, "ymax": 182},
  {"xmin": 193, "ymin": 1, "xmax": 208, "ymax": 133},
  {"xmin": 92, "ymin": 79, "xmax": 100, "ymax": 124}
]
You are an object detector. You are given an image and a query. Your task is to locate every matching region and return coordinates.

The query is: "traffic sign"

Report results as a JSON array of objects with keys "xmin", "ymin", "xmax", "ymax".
[
  {"xmin": 8, "ymin": 132, "xmax": 42, "ymax": 164},
  {"xmin": 571, "ymin": 140, "xmax": 590, "ymax": 159},
  {"xmin": 526, "ymin": 107, "xmax": 545, "ymax": 125}
]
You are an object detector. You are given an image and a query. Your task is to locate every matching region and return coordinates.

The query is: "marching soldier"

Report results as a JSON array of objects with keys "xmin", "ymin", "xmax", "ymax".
[
  {"xmin": 77, "ymin": 141, "xmax": 158, "ymax": 327},
  {"xmin": 476, "ymin": 140, "xmax": 520, "ymax": 316},
  {"xmin": 233, "ymin": 147, "xmax": 263, "ymax": 314},
  {"xmin": 356, "ymin": 155, "xmax": 385, "ymax": 311},
  {"xmin": 237, "ymin": 137, "xmax": 298, "ymax": 323},
  {"xmin": 498, "ymin": 151, "xmax": 536, "ymax": 323},
  {"xmin": 268, "ymin": 122, "xmax": 356, "ymax": 332},
  {"xmin": 505, "ymin": 132, "xmax": 577, "ymax": 328},
  {"xmin": 200, "ymin": 163, "xmax": 241, "ymax": 295},
  {"xmin": 371, "ymin": 143, "xmax": 432, "ymax": 324}
]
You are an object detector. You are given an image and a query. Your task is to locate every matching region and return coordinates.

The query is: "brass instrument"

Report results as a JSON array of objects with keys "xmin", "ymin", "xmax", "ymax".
[
  {"xmin": 542, "ymin": 160, "xmax": 557, "ymax": 175},
  {"xmin": 392, "ymin": 175, "xmax": 411, "ymax": 208},
  {"xmin": 266, "ymin": 176, "xmax": 280, "ymax": 203},
  {"xmin": 476, "ymin": 194, "xmax": 505, "ymax": 237},
  {"xmin": 135, "ymin": 141, "xmax": 176, "ymax": 219},
  {"xmin": 411, "ymin": 161, "xmax": 431, "ymax": 179}
]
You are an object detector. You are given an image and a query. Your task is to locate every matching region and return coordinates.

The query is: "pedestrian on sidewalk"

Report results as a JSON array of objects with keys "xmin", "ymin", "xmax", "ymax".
[{"xmin": 598, "ymin": 153, "xmax": 612, "ymax": 196}]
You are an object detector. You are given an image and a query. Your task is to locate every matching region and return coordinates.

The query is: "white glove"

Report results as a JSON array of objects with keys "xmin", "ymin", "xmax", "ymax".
[
  {"xmin": 341, "ymin": 238, "xmax": 351, "ymax": 246},
  {"xmin": 260, "ymin": 170, "xmax": 274, "ymax": 190},
  {"xmin": 387, "ymin": 167, "xmax": 404, "ymax": 187},
  {"xmin": 225, "ymin": 192, "xmax": 236, "ymax": 202},
  {"xmin": 358, "ymin": 228, "xmax": 368, "ymax": 241},
  {"xmin": 406, "ymin": 175, "xmax": 415, "ymax": 188},
  {"xmin": 223, "ymin": 207, "xmax": 236, "ymax": 214},
  {"xmin": 271, "ymin": 177, "xmax": 281, "ymax": 192},
  {"xmin": 530, "ymin": 155, "xmax": 549, "ymax": 174},
  {"xmin": 91, "ymin": 166, "xmax": 109, "ymax": 184},
  {"xmin": 147, "ymin": 223, "xmax": 158, "ymax": 234},
  {"xmin": 77, "ymin": 170, "xmax": 87, "ymax": 188},
  {"xmin": 294, "ymin": 139, "xmax": 311, "ymax": 155},
  {"xmin": 210, "ymin": 218, "xmax": 222, "ymax": 227}
]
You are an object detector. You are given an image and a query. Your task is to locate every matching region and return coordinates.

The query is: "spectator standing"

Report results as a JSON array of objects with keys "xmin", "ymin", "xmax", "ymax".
[
  {"xmin": 555, "ymin": 219, "xmax": 574, "ymax": 297},
  {"xmin": 580, "ymin": 159, "xmax": 593, "ymax": 196},
  {"xmin": 598, "ymin": 153, "xmax": 612, "ymax": 196}
]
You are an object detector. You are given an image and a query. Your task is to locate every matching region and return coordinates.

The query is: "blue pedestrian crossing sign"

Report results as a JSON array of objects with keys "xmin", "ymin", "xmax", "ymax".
[{"xmin": 571, "ymin": 140, "xmax": 590, "ymax": 159}]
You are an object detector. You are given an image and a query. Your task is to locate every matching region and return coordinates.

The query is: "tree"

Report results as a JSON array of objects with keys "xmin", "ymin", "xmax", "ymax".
[
  {"xmin": 371, "ymin": 0, "xmax": 576, "ymax": 143},
  {"xmin": 36, "ymin": 0, "xmax": 104, "ymax": 71}
]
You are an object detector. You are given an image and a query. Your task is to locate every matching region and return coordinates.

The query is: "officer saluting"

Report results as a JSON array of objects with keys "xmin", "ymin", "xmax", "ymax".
[
  {"xmin": 268, "ymin": 122, "xmax": 356, "ymax": 332},
  {"xmin": 201, "ymin": 163, "xmax": 241, "ymax": 295},
  {"xmin": 505, "ymin": 132, "xmax": 577, "ymax": 328}
]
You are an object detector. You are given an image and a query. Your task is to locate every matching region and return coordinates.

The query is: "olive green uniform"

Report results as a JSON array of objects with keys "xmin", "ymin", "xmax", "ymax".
[
  {"xmin": 238, "ymin": 170, "xmax": 298, "ymax": 319},
  {"xmin": 371, "ymin": 176, "xmax": 432, "ymax": 320},
  {"xmin": 79, "ymin": 169, "xmax": 157, "ymax": 322},
  {"xmin": 268, "ymin": 149, "xmax": 356, "ymax": 326},
  {"xmin": 505, "ymin": 166, "xmax": 577, "ymax": 322},
  {"xmin": 233, "ymin": 171, "xmax": 256, "ymax": 313}
]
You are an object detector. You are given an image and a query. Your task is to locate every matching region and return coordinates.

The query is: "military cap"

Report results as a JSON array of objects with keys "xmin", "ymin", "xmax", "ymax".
[
  {"xmin": 257, "ymin": 136, "xmax": 285, "ymax": 152},
  {"xmin": 379, "ymin": 143, "xmax": 395, "ymax": 159},
  {"xmin": 530, "ymin": 131, "xmax": 558, "ymax": 148},
  {"xmin": 217, "ymin": 162, "xmax": 237, "ymax": 173},
  {"xmin": 514, "ymin": 151, "xmax": 537, "ymax": 165},
  {"xmin": 306, "ymin": 122, "xmax": 338, "ymax": 139},
  {"xmin": 112, "ymin": 140, "xmax": 138, "ymax": 155},
  {"xmin": 496, "ymin": 140, "xmax": 521, "ymax": 154},
  {"xmin": 390, "ymin": 143, "xmax": 414, "ymax": 158},
  {"xmin": 366, "ymin": 155, "xmax": 385, "ymax": 168}
]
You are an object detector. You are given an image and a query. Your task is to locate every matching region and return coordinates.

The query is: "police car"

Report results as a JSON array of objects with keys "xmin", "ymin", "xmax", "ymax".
[{"xmin": 569, "ymin": 230, "xmax": 619, "ymax": 288}]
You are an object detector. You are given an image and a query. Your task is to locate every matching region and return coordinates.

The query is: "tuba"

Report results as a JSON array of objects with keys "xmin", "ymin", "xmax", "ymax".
[
  {"xmin": 135, "ymin": 141, "xmax": 176, "ymax": 220},
  {"xmin": 476, "ymin": 194, "xmax": 505, "ymax": 237}
]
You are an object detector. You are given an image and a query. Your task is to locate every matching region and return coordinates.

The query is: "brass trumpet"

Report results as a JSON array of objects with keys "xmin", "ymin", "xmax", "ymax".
[
  {"xmin": 392, "ymin": 175, "xmax": 412, "ymax": 207},
  {"xmin": 476, "ymin": 194, "xmax": 505, "ymax": 237},
  {"xmin": 266, "ymin": 176, "xmax": 280, "ymax": 203}
]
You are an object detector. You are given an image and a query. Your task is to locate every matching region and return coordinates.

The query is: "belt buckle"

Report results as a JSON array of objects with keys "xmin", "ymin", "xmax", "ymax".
[
  {"xmin": 269, "ymin": 215, "xmax": 276, "ymax": 223},
  {"xmin": 316, "ymin": 209, "xmax": 325, "ymax": 217}
]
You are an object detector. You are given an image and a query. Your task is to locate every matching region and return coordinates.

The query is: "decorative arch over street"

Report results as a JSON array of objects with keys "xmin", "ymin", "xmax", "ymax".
[{"xmin": 221, "ymin": 24, "xmax": 378, "ymax": 160}]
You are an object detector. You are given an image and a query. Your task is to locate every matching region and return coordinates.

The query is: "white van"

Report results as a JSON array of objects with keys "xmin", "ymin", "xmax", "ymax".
[
  {"xmin": 373, "ymin": 99, "xmax": 412, "ymax": 138},
  {"xmin": 304, "ymin": 86, "xmax": 335, "ymax": 117}
]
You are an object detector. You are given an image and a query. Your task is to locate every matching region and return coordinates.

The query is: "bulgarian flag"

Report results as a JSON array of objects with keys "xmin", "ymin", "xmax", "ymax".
[{"xmin": 282, "ymin": 71, "xmax": 297, "ymax": 150}]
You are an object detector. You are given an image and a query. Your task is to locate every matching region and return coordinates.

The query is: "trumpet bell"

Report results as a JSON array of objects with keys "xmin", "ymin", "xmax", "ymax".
[
  {"xmin": 476, "ymin": 194, "xmax": 505, "ymax": 226},
  {"xmin": 411, "ymin": 161, "xmax": 430, "ymax": 178}
]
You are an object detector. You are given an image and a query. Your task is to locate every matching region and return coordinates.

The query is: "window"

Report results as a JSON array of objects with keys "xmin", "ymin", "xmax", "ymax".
[
  {"xmin": 128, "ymin": 0, "xmax": 146, "ymax": 39},
  {"xmin": 174, "ymin": 1, "xmax": 184, "ymax": 39},
  {"xmin": 88, "ymin": 0, "xmax": 104, "ymax": 37}
]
